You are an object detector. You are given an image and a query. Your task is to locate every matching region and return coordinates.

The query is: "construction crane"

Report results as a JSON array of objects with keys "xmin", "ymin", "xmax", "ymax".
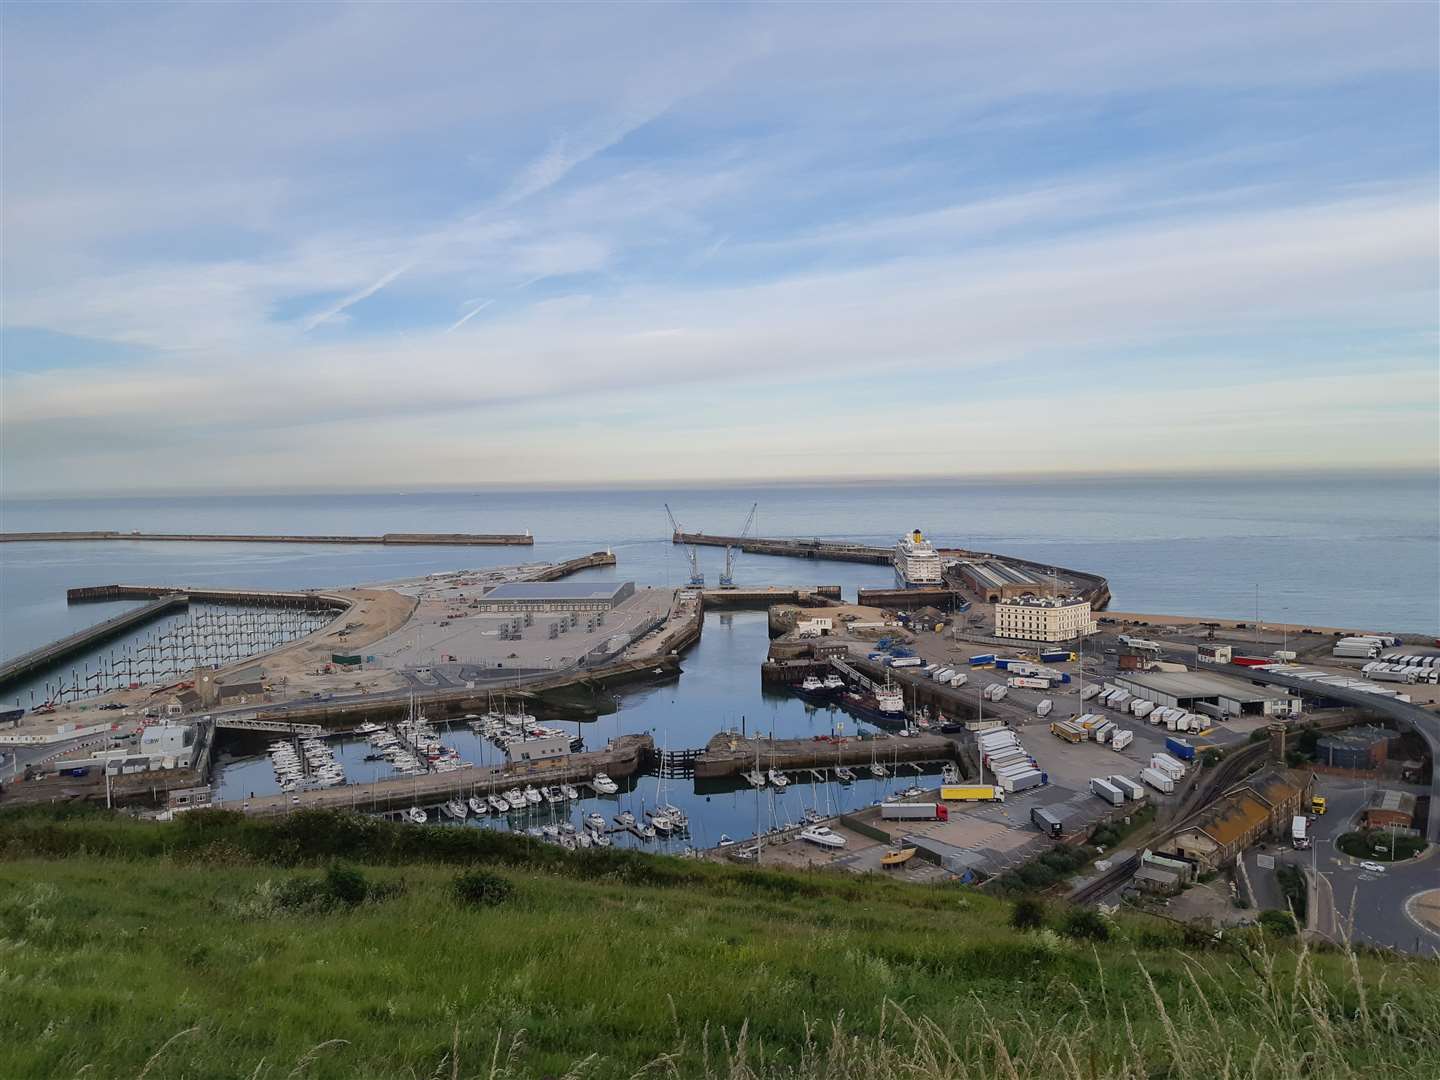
[
  {"xmin": 720, "ymin": 502, "xmax": 758, "ymax": 589},
  {"xmin": 664, "ymin": 503, "xmax": 704, "ymax": 588}
]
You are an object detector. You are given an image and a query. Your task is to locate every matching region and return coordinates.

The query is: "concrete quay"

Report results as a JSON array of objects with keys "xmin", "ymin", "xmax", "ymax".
[
  {"xmin": 676, "ymin": 532, "xmax": 891, "ymax": 564},
  {"xmin": 67, "ymin": 585, "xmax": 351, "ymax": 609},
  {"xmin": 229, "ymin": 734, "xmax": 654, "ymax": 817},
  {"xmin": 700, "ymin": 586, "xmax": 841, "ymax": 609},
  {"xmin": 524, "ymin": 550, "xmax": 616, "ymax": 580},
  {"xmin": 0, "ymin": 594, "xmax": 189, "ymax": 690},
  {"xmin": 692, "ymin": 730, "xmax": 958, "ymax": 780},
  {"xmin": 5, "ymin": 531, "xmax": 533, "ymax": 546}
]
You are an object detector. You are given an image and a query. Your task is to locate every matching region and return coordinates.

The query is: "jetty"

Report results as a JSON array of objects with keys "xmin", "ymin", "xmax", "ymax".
[
  {"xmin": 4, "ymin": 531, "xmax": 533, "ymax": 546},
  {"xmin": 0, "ymin": 594, "xmax": 189, "ymax": 690},
  {"xmin": 691, "ymin": 731, "xmax": 958, "ymax": 781},
  {"xmin": 67, "ymin": 585, "xmax": 351, "ymax": 609}
]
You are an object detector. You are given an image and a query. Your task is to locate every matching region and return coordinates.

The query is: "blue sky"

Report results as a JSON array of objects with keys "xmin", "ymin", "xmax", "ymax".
[{"xmin": 1, "ymin": 2, "xmax": 1436, "ymax": 495}]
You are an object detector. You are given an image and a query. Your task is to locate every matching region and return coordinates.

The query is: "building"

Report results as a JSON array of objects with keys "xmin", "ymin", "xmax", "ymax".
[
  {"xmin": 504, "ymin": 733, "xmax": 570, "ymax": 764},
  {"xmin": 1133, "ymin": 865, "xmax": 1182, "ymax": 896},
  {"xmin": 1315, "ymin": 725, "xmax": 1396, "ymax": 771},
  {"xmin": 1113, "ymin": 670, "xmax": 1301, "ymax": 719},
  {"xmin": 957, "ymin": 560, "xmax": 1044, "ymax": 602},
  {"xmin": 1169, "ymin": 768, "xmax": 1311, "ymax": 872},
  {"xmin": 994, "ymin": 596, "xmax": 1097, "ymax": 643},
  {"xmin": 475, "ymin": 580, "xmax": 635, "ymax": 614},
  {"xmin": 1362, "ymin": 789, "xmax": 1417, "ymax": 829},
  {"xmin": 139, "ymin": 723, "xmax": 198, "ymax": 767}
]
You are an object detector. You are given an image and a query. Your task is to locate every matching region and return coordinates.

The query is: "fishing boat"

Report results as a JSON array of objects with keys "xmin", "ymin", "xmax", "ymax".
[
  {"xmin": 590, "ymin": 773, "xmax": 619, "ymax": 795},
  {"xmin": 800, "ymin": 675, "xmax": 825, "ymax": 692},
  {"xmin": 822, "ymin": 674, "xmax": 845, "ymax": 690},
  {"xmin": 406, "ymin": 806, "xmax": 427, "ymax": 825},
  {"xmin": 799, "ymin": 825, "xmax": 847, "ymax": 849},
  {"xmin": 468, "ymin": 796, "xmax": 487, "ymax": 816},
  {"xmin": 881, "ymin": 847, "xmax": 917, "ymax": 868}
]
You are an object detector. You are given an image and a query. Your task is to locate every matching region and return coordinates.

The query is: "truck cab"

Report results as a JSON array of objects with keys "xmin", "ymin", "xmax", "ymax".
[{"xmin": 1310, "ymin": 795, "xmax": 1327, "ymax": 815}]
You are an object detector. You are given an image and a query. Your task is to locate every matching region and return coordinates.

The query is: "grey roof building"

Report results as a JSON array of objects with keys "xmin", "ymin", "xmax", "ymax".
[{"xmin": 475, "ymin": 580, "xmax": 636, "ymax": 613}]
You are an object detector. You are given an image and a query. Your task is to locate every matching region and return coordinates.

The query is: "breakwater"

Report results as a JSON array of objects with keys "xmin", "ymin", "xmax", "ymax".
[
  {"xmin": 0, "ymin": 594, "xmax": 189, "ymax": 690},
  {"xmin": 525, "ymin": 550, "xmax": 616, "ymax": 580},
  {"xmin": 67, "ymin": 585, "xmax": 350, "ymax": 610},
  {"xmin": 4, "ymin": 531, "xmax": 533, "ymax": 546}
]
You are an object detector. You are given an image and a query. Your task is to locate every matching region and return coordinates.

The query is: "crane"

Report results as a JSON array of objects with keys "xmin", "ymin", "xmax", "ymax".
[
  {"xmin": 720, "ymin": 502, "xmax": 758, "ymax": 589},
  {"xmin": 664, "ymin": 503, "xmax": 704, "ymax": 588}
]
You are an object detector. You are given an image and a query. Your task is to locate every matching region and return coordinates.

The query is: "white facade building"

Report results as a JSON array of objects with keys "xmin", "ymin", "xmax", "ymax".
[{"xmin": 994, "ymin": 596, "xmax": 1097, "ymax": 643}]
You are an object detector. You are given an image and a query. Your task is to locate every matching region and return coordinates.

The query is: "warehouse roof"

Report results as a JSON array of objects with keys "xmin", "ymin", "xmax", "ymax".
[
  {"xmin": 1317, "ymin": 725, "xmax": 1397, "ymax": 750},
  {"xmin": 1366, "ymin": 789, "xmax": 1417, "ymax": 816},
  {"xmin": 1115, "ymin": 670, "xmax": 1294, "ymax": 703},
  {"xmin": 481, "ymin": 581, "xmax": 634, "ymax": 601}
]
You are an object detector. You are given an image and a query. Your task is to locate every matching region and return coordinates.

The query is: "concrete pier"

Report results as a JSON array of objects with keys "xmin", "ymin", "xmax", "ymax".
[
  {"xmin": 4, "ymin": 531, "xmax": 533, "ymax": 546},
  {"xmin": 700, "ymin": 586, "xmax": 842, "ymax": 609},
  {"xmin": 676, "ymin": 532, "xmax": 891, "ymax": 564},
  {"xmin": 692, "ymin": 731, "xmax": 958, "ymax": 780},
  {"xmin": 67, "ymin": 585, "xmax": 351, "ymax": 609},
  {"xmin": 0, "ymin": 594, "xmax": 189, "ymax": 690},
  {"xmin": 524, "ymin": 550, "xmax": 616, "ymax": 580}
]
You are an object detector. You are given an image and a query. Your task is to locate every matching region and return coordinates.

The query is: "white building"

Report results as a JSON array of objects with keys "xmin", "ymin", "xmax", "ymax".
[{"xmin": 994, "ymin": 596, "xmax": 1097, "ymax": 643}]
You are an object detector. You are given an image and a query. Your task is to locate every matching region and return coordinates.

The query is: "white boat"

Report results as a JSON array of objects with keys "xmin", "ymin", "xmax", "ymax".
[
  {"xmin": 658, "ymin": 802, "xmax": 688, "ymax": 827},
  {"xmin": 542, "ymin": 786, "xmax": 564, "ymax": 804},
  {"xmin": 876, "ymin": 679, "xmax": 905, "ymax": 716},
  {"xmin": 941, "ymin": 763, "xmax": 961, "ymax": 785},
  {"xmin": 575, "ymin": 831, "xmax": 592, "ymax": 848},
  {"xmin": 717, "ymin": 835, "xmax": 736, "ymax": 848},
  {"xmin": 766, "ymin": 769, "xmax": 789, "ymax": 789},
  {"xmin": 870, "ymin": 763, "xmax": 887, "ymax": 778},
  {"xmin": 802, "ymin": 808, "xmax": 823, "ymax": 825},
  {"xmin": 541, "ymin": 824, "xmax": 559, "ymax": 839},
  {"xmin": 898, "ymin": 785, "xmax": 925, "ymax": 800},
  {"xmin": 406, "ymin": 806, "xmax": 427, "ymax": 825},
  {"xmin": 590, "ymin": 773, "xmax": 619, "ymax": 795},
  {"xmin": 637, "ymin": 823, "xmax": 656, "ymax": 840},
  {"xmin": 800, "ymin": 825, "xmax": 847, "ymax": 849},
  {"xmin": 487, "ymin": 794, "xmax": 509, "ymax": 813},
  {"xmin": 614, "ymin": 810, "xmax": 636, "ymax": 828},
  {"xmin": 585, "ymin": 812, "xmax": 607, "ymax": 831},
  {"xmin": 561, "ymin": 784, "xmax": 580, "ymax": 800},
  {"xmin": 591, "ymin": 831, "xmax": 612, "ymax": 847},
  {"xmin": 468, "ymin": 797, "xmax": 487, "ymax": 816},
  {"xmin": 822, "ymin": 674, "xmax": 845, "ymax": 690},
  {"xmin": 442, "ymin": 798, "xmax": 468, "ymax": 820},
  {"xmin": 504, "ymin": 789, "xmax": 528, "ymax": 810},
  {"xmin": 893, "ymin": 528, "xmax": 943, "ymax": 588},
  {"xmin": 744, "ymin": 770, "xmax": 767, "ymax": 788},
  {"xmin": 835, "ymin": 765, "xmax": 855, "ymax": 782},
  {"xmin": 800, "ymin": 675, "xmax": 825, "ymax": 692},
  {"xmin": 523, "ymin": 785, "xmax": 542, "ymax": 805},
  {"xmin": 650, "ymin": 812, "xmax": 675, "ymax": 834}
]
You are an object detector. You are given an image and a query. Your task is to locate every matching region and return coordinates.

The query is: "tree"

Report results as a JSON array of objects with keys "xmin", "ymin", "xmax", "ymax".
[{"xmin": 1258, "ymin": 909, "xmax": 1297, "ymax": 937}]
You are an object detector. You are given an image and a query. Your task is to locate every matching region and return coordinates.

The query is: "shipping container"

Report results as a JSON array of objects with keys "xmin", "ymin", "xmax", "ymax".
[
  {"xmin": 1109, "ymin": 774, "xmax": 1145, "ymax": 800},
  {"xmin": 969, "ymin": 654, "xmax": 996, "ymax": 666},
  {"xmin": 1030, "ymin": 806, "xmax": 1065, "ymax": 836},
  {"xmin": 998, "ymin": 768, "xmax": 1044, "ymax": 793},
  {"xmin": 1035, "ymin": 699, "xmax": 1053, "ymax": 718},
  {"xmin": 1151, "ymin": 753, "xmax": 1186, "ymax": 779},
  {"xmin": 1009, "ymin": 676, "xmax": 1051, "ymax": 689},
  {"xmin": 880, "ymin": 802, "xmax": 949, "ymax": 821},
  {"xmin": 1131, "ymin": 699, "xmax": 1156, "ymax": 718},
  {"xmin": 941, "ymin": 785, "xmax": 1004, "ymax": 802},
  {"xmin": 890, "ymin": 657, "xmax": 924, "ymax": 668},
  {"xmin": 1164, "ymin": 737, "xmax": 1196, "ymax": 761},
  {"xmin": 1232, "ymin": 656, "xmax": 1275, "ymax": 667},
  {"xmin": 1141, "ymin": 767, "xmax": 1176, "ymax": 794},
  {"xmin": 1111, "ymin": 729, "xmax": 1134, "ymax": 751},
  {"xmin": 932, "ymin": 667, "xmax": 955, "ymax": 683},
  {"xmin": 977, "ymin": 730, "xmax": 1018, "ymax": 749},
  {"xmin": 989, "ymin": 685, "xmax": 1008, "ymax": 702},
  {"xmin": 1079, "ymin": 684, "xmax": 1102, "ymax": 701},
  {"xmin": 1090, "ymin": 777, "xmax": 1125, "ymax": 807},
  {"xmin": 949, "ymin": 673, "xmax": 969, "ymax": 688}
]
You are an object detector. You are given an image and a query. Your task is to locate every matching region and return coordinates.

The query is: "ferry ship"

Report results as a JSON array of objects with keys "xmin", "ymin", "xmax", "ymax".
[{"xmin": 893, "ymin": 529, "xmax": 943, "ymax": 588}]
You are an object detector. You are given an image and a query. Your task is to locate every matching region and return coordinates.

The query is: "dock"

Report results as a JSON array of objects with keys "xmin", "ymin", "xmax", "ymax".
[
  {"xmin": 691, "ymin": 731, "xmax": 959, "ymax": 780},
  {"xmin": 524, "ymin": 550, "xmax": 616, "ymax": 580},
  {"xmin": 67, "ymin": 585, "xmax": 352, "ymax": 609},
  {"xmin": 700, "ymin": 586, "xmax": 841, "ymax": 609},
  {"xmin": 0, "ymin": 594, "xmax": 189, "ymax": 690},
  {"xmin": 233, "ymin": 734, "xmax": 653, "ymax": 816},
  {"xmin": 4, "ymin": 531, "xmax": 534, "ymax": 546},
  {"xmin": 676, "ymin": 532, "xmax": 891, "ymax": 564}
]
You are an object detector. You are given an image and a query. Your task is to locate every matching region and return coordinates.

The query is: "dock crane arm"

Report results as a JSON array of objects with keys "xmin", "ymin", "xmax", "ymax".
[
  {"xmin": 721, "ymin": 502, "xmax": 758, "ymax": 588},
  {"xmin": 665, "ymin": 503, "xmax": 704, "ymax": 588}
]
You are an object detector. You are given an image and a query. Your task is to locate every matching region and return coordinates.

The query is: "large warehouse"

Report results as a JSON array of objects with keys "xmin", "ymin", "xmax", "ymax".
[
  {"xmin": 475, "ymin": 580, "xmax": 636, "ymax": 614},
  {"xmin": 1114, "ymin": 670, "xmax": 1302, "ymax": 718},
  {"xmin": 957, "ymin": 559, "xmax": 1044, "ymax": 602}
]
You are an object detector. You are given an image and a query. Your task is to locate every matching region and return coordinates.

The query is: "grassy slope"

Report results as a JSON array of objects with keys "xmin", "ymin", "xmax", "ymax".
[{"xmin": 1, "ymin": 808, "xmax": 1436, "ymax": 1080}]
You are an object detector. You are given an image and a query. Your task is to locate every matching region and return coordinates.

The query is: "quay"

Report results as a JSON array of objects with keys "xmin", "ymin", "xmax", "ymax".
[
  {"xmin": 525, "ymin": 550, "xmax": 616, "ymax": 580},
  {"xmin": 676, "ymin": 531, "xmax": 890, "ymax": 564},
  {"xmin": 4, "ymin": 531, "xmax": 533, "ymax": 546},
  {"xmin": 692, "ymin": 730, "xmax": 960, "ymax": 780},
  {"xmin": 0, "ymin": 594, "xmax": 189, "ymax": 690},
  {"xmin": 700, "ymin": 586, "xmax": 841, "ymax": 609},
  {"xmin": 67, "ymin": 585, "xmax": 352, "ymax": 609},
  {"xmin": 234, "ymin": 734, "xmax": 654, "ymax": 817}
]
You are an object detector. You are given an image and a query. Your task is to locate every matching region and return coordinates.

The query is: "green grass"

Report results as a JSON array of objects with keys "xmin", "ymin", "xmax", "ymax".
[
  {"xmin": 1, "ymin": 806, "xmax": 1437, "ymax": 1079},
  {"xmin": 1336, "ymin": 830, "xmax": 1428, "ymax": 862}
]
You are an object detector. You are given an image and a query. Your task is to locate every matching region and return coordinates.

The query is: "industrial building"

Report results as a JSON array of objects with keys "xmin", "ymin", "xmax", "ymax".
[
  {"xmin": 957, "ymin": 560, "xmax": 1044, "ymax": 602},
  {"xmin": 1169, "ymin": 769, "xmax": 1312, "ymax": 872},
  {"xmin": 1315, "ymin": 725, "xmax": 1397, "ymax": 771},
  {"xmin": 994, "ymin": 595, "xmax": 1097, "ymax": 643},
  {"xmin": 1113, "ymin": 670, "xmax": 1301, "ymax": 719},
  {"xmin": 1362, "ymin": 789, "xmax": 1417, "ymax": 830},
  {"xmin": 475, "ymin": 580, "xmax": 636, "ymax": 614}
]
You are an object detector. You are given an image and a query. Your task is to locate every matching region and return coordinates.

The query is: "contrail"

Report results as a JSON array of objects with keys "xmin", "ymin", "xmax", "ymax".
[
  {"xmin": 301, "ymin": 263, "xmax": 411, "ymax": 333},
  {"xmin": 444, "ymin": 298, "xmax": 495, "ymax": 334}
]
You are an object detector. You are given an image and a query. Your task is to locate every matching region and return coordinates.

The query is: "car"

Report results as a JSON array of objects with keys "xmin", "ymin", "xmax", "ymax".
[{"xmin": 1359, "ymin": 861, "xmax": 1386, "ymax": 874}]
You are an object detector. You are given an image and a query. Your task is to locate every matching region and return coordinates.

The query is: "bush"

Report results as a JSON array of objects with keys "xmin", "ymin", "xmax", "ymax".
[
  {"xmin": 1336, "ymin": 830, "xmax": 1427, "ymax": 862},
  {"xmin": 1010, "ymin": 897, "xmax": 1047, "ymax": 931},
  {"xmin": 1258, "ymin": 909, "xmax": 1297, "ymax": 937},
  {"xmin": 324, "ymin": 863, "xmax": 370, "ymax": 906},
  {"xmin": 1201, "ymin": 748, "xmax": 1224, "ymax": 768},
  {"xmin": 1060, "ymin": 907, "xmax": 1110, "ymax": 942},
  {"xmin": 452, "ymin": 869, "xmax": 514, "ymax": 908},
  {"xmin": 1275, "ymin": 863, "xmax": 1308, "ymax": 922}
]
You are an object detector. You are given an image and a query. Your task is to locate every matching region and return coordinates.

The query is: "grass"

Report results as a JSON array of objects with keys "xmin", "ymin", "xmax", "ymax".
[
  {"xmin": 1336, "ymin": 830, "xmax": 1428, "ymax": 862},
  {"xmin": 0, "ymin": 806, "xmax": 1437, "ymax": 1079}
]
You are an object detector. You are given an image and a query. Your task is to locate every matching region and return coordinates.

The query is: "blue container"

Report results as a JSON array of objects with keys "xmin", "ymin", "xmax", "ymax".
[{"xmin": 1164, "ymin": 737, "xmax": 1196, "ymax": 761}]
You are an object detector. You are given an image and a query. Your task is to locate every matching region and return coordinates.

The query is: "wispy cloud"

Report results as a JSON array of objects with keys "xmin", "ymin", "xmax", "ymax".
[{"xmin": 444, "ymin": 298, "xmax": 494, "ymax": 334}]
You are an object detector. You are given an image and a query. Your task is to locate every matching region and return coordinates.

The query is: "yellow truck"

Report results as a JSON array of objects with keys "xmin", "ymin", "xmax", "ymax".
[
  {"xmin": 1311, "ymin": 795, "xmax": 1327, "ymax": 815},
  {"xmin": 941, "ymin": 785, "xmax": 1005, "ymax": 803}
]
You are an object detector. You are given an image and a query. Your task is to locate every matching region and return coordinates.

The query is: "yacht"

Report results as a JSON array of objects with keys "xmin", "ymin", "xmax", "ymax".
[
  {"xmin": 585, "ymin": 811, "xmax": 607, "ymax": 831},
  {"xmin": 523, "ymin": 785, "xmax": 543, "ymax": 805},
  {"xmin": 766, "ymin": 769, "xmax": 789, "ymax": 789},
  {"xmin": 405, "ymin": 806, "xmax": 428, "ymax": 825},
  {"xmin": 800, "ymin": 825, "xmax": 847, "ymax": 849},
  {"xmin": 893, "ymin": 529, "xmax": 943, "ymax": 588},
  {"xmin": 561, "ymin": 784, "xmax": 580, "ymax": 801},
  {"xmin": 834, "ymin": 765, "xmax": 855, "ymax": 783},
  {"xmin": 591, "ymin": 830, "xmax": 612, "ymax": 847},
  {"xmin": 590, "ymin": 773, "xmax": 619, "ymax": 795},
  {"xmin": 614, "ymin": 810, "xmax": 636, "ymax": 828},
  {"xmin": 468, "ymin": 797, "xmax": 488, "ymax": 816},
  {"xmin": 442, "ymin": 798, "xmax": 468, "ymax": 820},
  {"xmin": 487, "ymin": 794, "xmax": 509, "ymax": 814},
  {"xmin": 504, "ymin": 789, "xmax": 528, "ymax": 811}
]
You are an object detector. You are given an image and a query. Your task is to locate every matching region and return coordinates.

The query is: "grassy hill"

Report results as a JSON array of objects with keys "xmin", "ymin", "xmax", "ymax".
[{"xmin": 1, "ymin": 806, "xmax": 1435, "ymax": 1080}]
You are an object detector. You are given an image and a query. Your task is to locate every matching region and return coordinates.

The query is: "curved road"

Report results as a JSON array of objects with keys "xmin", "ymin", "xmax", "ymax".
[{"xmin": 1232, "ymin": 666, "xmax": 1440, "ymax": 843}]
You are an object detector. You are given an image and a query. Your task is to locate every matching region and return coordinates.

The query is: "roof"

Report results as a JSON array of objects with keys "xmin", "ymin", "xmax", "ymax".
[
  {"xmin": 1134, "ymin": 866, "xmax": 1180, "ymax": 886},
  {"xmin": 1190, "ymin": 792, "xmax": 1273, "ymax": 847},
  {"xmin": 1317, "ymin": 725, "xmax": 1397, "ymax": 750},
  {"xmin": 1115, "ymin": 670, "xmax": 1295, "ymax": 704},
  {"xmin": 481, "ymin": 581, "xmax": 633, "ymax": 601},
  {"xmin": 962, "ymin": 560, "xmax": 1042, "ymax": 588},
  {"xmin": 1366, "ymin": 789, "xmax": 1417, "ymax": 816},
  {"xmin": 1239, "ymin": 768, "xmax": 1309, "ymax": 810}
]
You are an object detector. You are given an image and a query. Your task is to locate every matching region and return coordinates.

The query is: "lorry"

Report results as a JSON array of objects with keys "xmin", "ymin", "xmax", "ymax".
[
  {"xmin": 1108, "ymin": 774, "xmax": 1145, "ymax": 800},
  {"xmin": 1090, "ymin": 777, "xmax": 1125, "ymax": 806},
  {"xmin": 1291, "ymin": 815, "xmax": 1309, "ymax": 849},
  {"xmin": 1040, "ymin": 650, "xmax": 1076, "ymax": 663},
  {"xmin": 1079, "ymin": 684, "xmax": 1102, "ymax": 701},
  {"xmin": 997, "ymin": 768, "xmax": 1045, "ymax": 793},
  {"xmin": 1110, "ymin": 728, "xmax": 1134, "ymax": 751},
  {"xmin": 969, "ymin": 654, "xmax": 996, "ymax": 666},
  {"xmin": 1131, "ymin": 699, "xmax": 1156, "ymax": 718},
  {"xmin": 1311, "ymin": 795, "xmax": 1327, "ymax": 815},
  {"xmin": 1198, "ymin": 644, "xmax": 1232, "ymax": 664},
  {"xmin": 880, "ymin": 802, "xmax": 950, "ymax": 821},
  {"xmin": 984, "ymin": 684, "xmax": 1009, "ymax": 702},
  {"xmin": 1050, "ymin": 720, "xmax": 1085, "ymax": 744},
  {"xmin": 931, "ymin": 667, "xmax": 955, "ymax": 683},
  {"xmin": 941, "ymin": 785, "xmax": 1004, "ymax": 803},
  {"xmin": 1164, "ymin": 736, "xmax": 1196, "ymax": 761},
  {"xmin": 1009, "ymin": 676, "xmax": 1051, "ymax": 689},
  {"xmin": 1150, "ymin": 753, "xmax": 1187, "ymax": 779},
  {"xmin": 1141, "ymin": 767, "xmax": 1176, "ymax": 794},
  {"xmin": 1031, "ymin": 806, "xmax": 1066, "ymax": 837},
  {"xmin": 949, "ymin": 672, "xmax": 968, "ymax": 688}
]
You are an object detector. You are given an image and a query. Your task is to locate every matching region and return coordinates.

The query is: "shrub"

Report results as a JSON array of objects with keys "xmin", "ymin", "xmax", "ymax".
[
  {"xmin": 1010, "ymin": 897, "xmax": 1047, "ymax": 931},
  {"xmin": 452, "ymin": 869, "xmax": 514, "ymax": 908},
  {"xmin": 1060, "ymin": 907, "xmax": 1110, "ymax": 942},
  {"xmin": 324, "ymin": 863, "xmax": 370, "ymax": 906},
  {"xmin": 1258, "ymin": 909, "xmax": 1297, "ymax": 937}
]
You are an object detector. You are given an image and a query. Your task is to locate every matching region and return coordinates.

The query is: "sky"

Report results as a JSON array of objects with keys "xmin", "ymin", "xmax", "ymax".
[{"xmin": 1, "ymin": 1, "xmax": 1437, "ymax": 496}]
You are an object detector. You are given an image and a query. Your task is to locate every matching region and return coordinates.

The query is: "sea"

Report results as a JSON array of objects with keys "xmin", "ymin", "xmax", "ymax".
[{"xmin": 1, "ymin": 473, "xmax": 1434, "ymax": 846}]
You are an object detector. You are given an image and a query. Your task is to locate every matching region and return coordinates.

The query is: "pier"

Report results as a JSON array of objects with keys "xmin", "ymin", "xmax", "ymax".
[
  {"xmin": 4, "ymin": 531, "xmax": 534, "ymax": 546},
  {"xmin": 0, "ymin": 594, "xmax": 189, "ymax": 690},
  {"xmin": 675, "ymin": 532, "xmax": 891, "ymax": 564},
  {"xmin": 232, "ymin": 734, "xmax": 654, "ymax": 817},
  {"xmin": 691, "ymin": 731, "xmax": 959, "ymax": 780},
  {"xmin": 700, "ymin": 586, "xmax": 841, "ymax": 609},
  {"xmin": 67, "ymin": 585, "xmax": 352, "ymax": 609},
  {"xmin": 525, "ymin": 550, "xmax": 617, "ymax": 581}
]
